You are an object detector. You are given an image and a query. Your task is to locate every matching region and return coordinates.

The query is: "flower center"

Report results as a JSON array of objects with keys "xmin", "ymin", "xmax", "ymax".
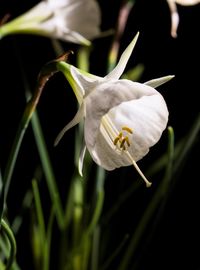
[{"xmin": 113, "ymin": 126, "xmax": 132, "ymax": 150}]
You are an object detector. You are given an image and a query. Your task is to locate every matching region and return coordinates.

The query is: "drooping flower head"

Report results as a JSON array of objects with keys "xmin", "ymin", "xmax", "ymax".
[
  {"xmin": 0, "ymin": 0, "xmax": 101, "ymax": 45},
  {"xmin": 55, "ymin": 33, "xmax": 174, "ymax": 187}
]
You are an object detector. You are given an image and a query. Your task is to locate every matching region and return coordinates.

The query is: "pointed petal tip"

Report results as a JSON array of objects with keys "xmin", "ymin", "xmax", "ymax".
[
  {"xmin": 144, "ymin": 75, "xmax": 175, "ymax": 88},
  {"xmin": 78, "ymin": 161, "xmax": 83, "ymax": 177},
  {"xmin": 78, "ymin": 145, "xmax": 87, "ymax": 178}
]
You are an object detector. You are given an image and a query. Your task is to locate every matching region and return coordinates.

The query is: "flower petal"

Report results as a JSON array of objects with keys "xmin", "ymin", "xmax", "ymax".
[
  {"xmin": 105, "ymin": 32, "xmax": 139, "ymax": 80},
  {"xmin": 84, "ymin": 79, "xmax": 168, "ymax": 170},
  {"xmin": 144, "ymin": 75, "xmax": 174, "ymax": 88},
  {"xmin": 87, "ymin": 93, "xmax": 168, "ymax": 170},
  {"xmin": 70, "ymin": 65, "xmax": 102, "ymax": 98},
  {"xmin": 78, "ymin": 144, "xmax": 87, "ymax": 177},
  {"xmin": 60, "ymin": 0, "xmax": 101, "ymax": 40},
  {"xmin": 54, "ymin": 102, "xmax": 85, "ymax": 146}
]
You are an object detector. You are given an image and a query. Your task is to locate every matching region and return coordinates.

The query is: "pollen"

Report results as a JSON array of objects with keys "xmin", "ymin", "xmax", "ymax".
[
  {"xmin": 113, "ymin": 126, "xmax": 133, "ymax": 150},
  {"xmin": 122, "ymin": 126, "xmax": 133, "ymax": 134}
]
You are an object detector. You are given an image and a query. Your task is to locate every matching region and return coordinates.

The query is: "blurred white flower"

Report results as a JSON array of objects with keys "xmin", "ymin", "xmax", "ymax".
[
  {"xmin": 166, "ymin": 0, "xmax": 200, "ymax": 37},
  {"xmin": 55, "ymin": 33, "xmax": 174, "ymax": 187},
  {"xmin": 0, "ymin": 0, "xmax": 101, "ymax": 45}
]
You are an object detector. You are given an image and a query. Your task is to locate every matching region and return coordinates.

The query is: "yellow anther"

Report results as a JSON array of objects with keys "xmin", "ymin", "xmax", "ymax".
[
  {"xmin": 113, "ymin": 132, "xmax": 123, "ymax": 145},
  {"xmin": 113, "ymin": 136, "xmax": 120, "ymax": 145},
  {"xmin": 125, "ymin": 136, "xmax": 130, "ymax": 147},
  {"xmin": 122, "ymin": 126, "xmax": 133, "ymax": 134},
  {"xmin": 118, "ymin": 132, "xmax": 123, "ymax": 138},
  {"xmin": 120, "ymin": 138, "xmax": 126, "ymax": 149},
  {"xmin": 113, "ymin": 127, "xmax": 133, "ymax": 150}
]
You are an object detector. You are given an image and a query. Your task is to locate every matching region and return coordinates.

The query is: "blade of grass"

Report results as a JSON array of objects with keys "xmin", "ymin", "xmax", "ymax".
[
  {"xmin": 43, "ymin": 207, "xmax": 55, "ymax": 270},
  {"xmin": 1, "ymin": 219, "xmax": 17, "ymax": 270},
  {"xmin": 117, "ymin": 126, "xmax": 175, "ymax": 270},
  {"xmin": 0, "ymin": 236, "xmax": 20, "ymax": 270},
  {"xmin": 173, "ymin": 113, "xmax": 200, "ymax": 175},
  {"xmin": 0, "ymin": 52, "xmax": 70, "ymax": 224},
  {"xmin": 32, "ymin": 180, "xmax": 46, "ymax": 252}
]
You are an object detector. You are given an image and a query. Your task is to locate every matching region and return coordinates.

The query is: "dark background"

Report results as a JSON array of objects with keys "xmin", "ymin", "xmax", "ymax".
[{"xmin": 0, "ymin": 0, "xmax": 200, "ymax": 269}]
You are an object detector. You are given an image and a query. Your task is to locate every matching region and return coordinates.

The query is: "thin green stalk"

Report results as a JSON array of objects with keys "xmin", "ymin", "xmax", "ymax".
[
  {"xmin": 0, "ymin": 52, "xmax": 69, "ymax": 223},
  {"xmin": 30, "ymin": 109, "xmax": 64, "ymax": 229},
  {"xmin": 101, "ymin": 235, "xmax": 129, "ymax": 270},
  {"xmin": 0, "ymin": 238, "xmax": 20, "ymax": 270},
  {"xmin": 32, "ymin": 180, "xmax": 46, "ymax": 251},
  {"xmin": 19, "ymin": 47, "xmax": 64, "ymax": 228},
  {"xmin": 102, "ymin": 128, "xmax": 183, "ymax": 226},
  {"xmin": 173, "ymin": 113, "xmax": 200, "ymax": 174},
  {"xmin": 117, "ymin": 127, "xmax": 175, "ymax": 270},
  {"xmin": 43, "ymin": 208, "xmax": 55, "ymax": 270},
  {"xmin": 86, "ymin": 167, "xmax": 105, "ymax": 238},
  {"xmin": 1, "ymin": 219, "xmax": 17, "ymax": 270}
]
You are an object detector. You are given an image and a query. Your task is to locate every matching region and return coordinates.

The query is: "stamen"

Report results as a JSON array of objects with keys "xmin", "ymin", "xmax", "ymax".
[
  {"xmin": 113, "ymin": 137, "xmax": 120, "ymax": 145},
  {"xmin": 122, "ymin": 126, "xmax": 133, "ymax": 134},
  {"xmin": 113, "ymin": 125, "xmax": 133, "ymax": 151},
  {"xmin": 120, "ymin": 138, "xmax": 126, "ymax": 149},
  {"xmin": 102, "ymin": 117, "xmax": 151, "ymax": 188},
  {"xmin": 126, "ymin": 151, "xmax": 152, "ymax": 188},
  {"xmin": 125, "ymin": 136, "xmax": 130, "ymax": 147}
]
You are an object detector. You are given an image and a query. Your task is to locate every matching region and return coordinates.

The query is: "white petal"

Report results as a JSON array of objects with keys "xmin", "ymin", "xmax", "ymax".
[
  {"xmin": 70, "ymin": 65, "xmax": 102, "ymax": 98},
  {"xmin": 84, "ymin": 79, "xmax": 157, "ymax": 150},
  {"xmin": 144, "ymin": 75, "xmax": 174, "ymax": 88},
  {"xmin": 16, "ymin": 2, "xmax": 52, "ymax": 23},
  {"xmin": 61, "ymin": 0, "xmax": 101, "ymax": 40},
  {"xmin": 84, "ymin": 79, "xmax": 167, "ymax": 169},
  {"xmin": 78, "ymin": 144, "xmax": 87, "ymax": 177},
  {"xmin": 54, "ymin": 103, "xmax": 84, "ymax": 146},
  {"xmin": 105, "ymin": 32, "xmax": 139, "ymax": 80},
  {"xmin": 87, "ymin": 93, "xmax": 168, "ymax": 170}
]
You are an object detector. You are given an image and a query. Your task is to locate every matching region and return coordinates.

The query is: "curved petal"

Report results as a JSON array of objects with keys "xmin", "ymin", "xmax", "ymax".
[
  {"xmin": 54, "ymin": 102, "xmax": 84, "ymax": 146},
  {"xmin": 78, "ymin": 143, "xmax": 87, "ymax": 177},
  {"xmin": 54, "ymin": 0, "xmax": 101, "ymax": 40},
  {"xmin": 86, "ymin": 93, "xmax": 168, "ymax": 170},
  {"xmin": 144, "ymin": 75, "xmax": 174, "ymax": 88},
  {"xmin": 84, "ymin": 79, "xmax": 157, "ymax": 151},
  {"xmin": 70, "ymin": 65, "xmax": 102, "ymax": 97},
  {"xmin": 105, "ymin": 32, "xmax": 139, "ymax": 80}
]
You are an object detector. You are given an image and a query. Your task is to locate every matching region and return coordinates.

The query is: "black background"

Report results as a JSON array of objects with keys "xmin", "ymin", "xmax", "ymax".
[{"xmin": 0, "ymin": 1, "xmax": 200, "ymax": 269}]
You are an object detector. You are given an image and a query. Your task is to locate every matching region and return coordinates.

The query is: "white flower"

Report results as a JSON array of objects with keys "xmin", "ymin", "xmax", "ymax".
[
  {"xmin": 166, "ymin": 0, "xmax": 200, "ymax": 37},
  {"xmin": 55, "ymin": 33, "xmax": 174, "ymax": 187},
  {"xmin": 0, "ymin": 0, "xmax": 101, "ymax": 45}
]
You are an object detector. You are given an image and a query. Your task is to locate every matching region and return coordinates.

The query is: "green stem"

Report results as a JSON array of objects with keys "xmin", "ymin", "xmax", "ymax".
[
  {"xmin": 30, "ymin": 109, "xmax": 64, "ymax": 229},
  {"xmin": 32, "ymin": 180, "xmax": 46, "ymax": 250},
  {"xmin": 117, "ymin": 127, "xmax": 175, "ymax": 270},
  {"xmin": 1, "ymin": 219, "xmax": 17, "ymax": 270},
  {"xmin": 0, "ymin": 52, "xmax": 69, "ymax": 221}
]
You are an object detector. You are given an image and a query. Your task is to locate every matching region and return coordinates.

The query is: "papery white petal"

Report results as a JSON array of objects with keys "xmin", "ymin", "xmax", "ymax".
[
  {"xmin": 16, "ymin": 2, "xmax": 52, "ymax": 23},
  {"xmin": 87, "ymin": 93, "xmax": 168, "ymax": 170},
  {"xmin": 54, "ymin": 103, "xmax": 85, "ymax": 146},
  {"xmin": 78, "ymin": 144, "xmax": 87, "ymax": 177},
  {"xmin": 105, "ymin": 32, "xmax": 139, "ymax": 80},
  {"xmin": 47, "ymin": 0, "xmax": 101, "ymax": 42},
  {"xmin": 84, "ymin": 80, "xmax": 161, "ymax": 164},
  {"xmin": 1, "ymin": 0, "xmax": 101, "ymax": 44},
  {"xmin": 144, "ymin": 75, "xmax": 174, "ymax": 88},
  {"xmin": 70, "ymin": 65, "xmax": 102, "ymax": 98},
  {"xmin": 58, "ymin": 0, "xmax": 101, "ymax": 40}
]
